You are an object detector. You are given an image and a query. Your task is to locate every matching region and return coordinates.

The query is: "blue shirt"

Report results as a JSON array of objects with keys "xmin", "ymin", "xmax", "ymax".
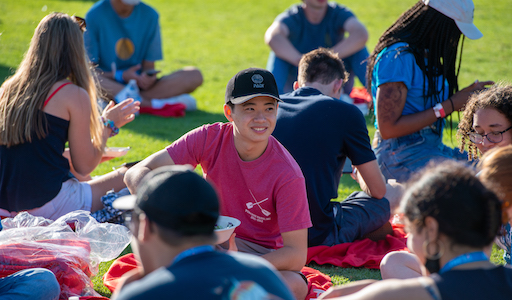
[
  {"xmin": 277, "ymin": 2, "xmax": 354, "ymax": 52},
  {"xmin": 84, "ymin": 0, "xmax": 162, "ymax": 72},
  {"xmin": 115, "ymin": 251, "xmax": 295, "ymax": 300},
  {"xmin": 371, "ymin": 42, "xmax": 449, "ymax": 128}
]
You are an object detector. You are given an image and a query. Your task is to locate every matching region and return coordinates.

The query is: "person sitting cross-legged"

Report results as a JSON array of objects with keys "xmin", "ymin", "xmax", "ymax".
[
  {"xmin": 273, "ymin": 48, "xmax": 402, "ymax": 247},
  {"xmin": 84, "ymin": 0, "xmax": 203, "ymax": 111}
]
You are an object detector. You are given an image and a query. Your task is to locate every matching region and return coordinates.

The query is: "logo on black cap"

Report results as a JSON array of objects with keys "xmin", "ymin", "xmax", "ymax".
[
  {"xmin": 252, "ymin": 74, "xmax": 264, "ymax": 88},
  {"xmin": 225, "ymin": 68, "xmax": 281, "ymax": 105}
]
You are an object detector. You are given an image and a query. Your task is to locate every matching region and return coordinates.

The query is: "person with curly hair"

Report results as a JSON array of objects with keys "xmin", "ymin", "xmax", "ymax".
[
  {"xmin": 457, "ymin": 83, "xmax": 512, "ymax": 160},
  {"xmin": 318, "ymin": 161, "xmax": 512, "ymax": 300},
  {"xmin": 378, "ymin": 85, "xmax": 512, "ymax": 281},
  {"xmin": 367, "ymin": 0, "xmax": 493, "ymax": 182}
]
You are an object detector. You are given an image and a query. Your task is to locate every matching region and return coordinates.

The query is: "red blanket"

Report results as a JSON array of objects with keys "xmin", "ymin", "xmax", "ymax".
[
  {"xmin": 0, "ymin": 239, "xmax": 109, "ymax": 300},
  {"xmin": 307, "ymin": 224, "xmax": 408, "ymax": 269},
  {"xmin": 139, "ymin": 103, "xmax": 186, "ymax": 117},
  {"xmin": 104, "ymin": 253, "xmax": 333, "ymax": 299}
]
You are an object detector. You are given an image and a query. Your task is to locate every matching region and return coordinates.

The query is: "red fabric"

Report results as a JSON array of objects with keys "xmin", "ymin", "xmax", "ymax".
[
  {"xmin": 103, "ymin": 253, "xmax": 140, "ymax": 292},
  {"xmin": 303, "ymin": 266, "xmax": 332, "ymax": 300},
  {"xmin": 104, "ymin": 253, "xmax": 334, "ymax": 300},
  {"xmin": 349, "ymin": 87, "xmax": 371, "ymax": 104},
  {"xmin": 307, "ymin": 224, "xmax": 408, "ymax": 269},
  {"xmin": 139, "ymin": 103, "xmax": 186, "ymax": 117},
  {"xmin": 0, "ymin": 239, "xmax": 97, "ymax": 299}
]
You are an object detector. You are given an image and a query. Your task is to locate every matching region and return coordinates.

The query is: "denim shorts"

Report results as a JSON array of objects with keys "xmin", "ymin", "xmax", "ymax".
[{"xmin": 373, "ymin": 127, "xmax": 468, "ymax": 182}]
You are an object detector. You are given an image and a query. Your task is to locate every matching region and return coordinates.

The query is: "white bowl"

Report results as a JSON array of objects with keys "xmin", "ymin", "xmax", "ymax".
[{"xmin": 214, "ymin": 216, "xmax": 241, "ymax": 244}]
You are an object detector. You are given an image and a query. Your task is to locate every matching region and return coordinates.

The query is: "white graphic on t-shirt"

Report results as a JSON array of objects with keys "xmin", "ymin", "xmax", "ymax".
[{"xmin": 247, "ymin": 190, "xmax": 270, "ymax": 216}]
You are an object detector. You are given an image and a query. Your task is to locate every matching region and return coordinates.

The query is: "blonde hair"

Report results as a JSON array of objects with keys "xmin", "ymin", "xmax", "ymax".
[
  {"xmin": 478, "ymin": 145, "xmax": 512, "ymax": 204},
  {"xmin": 0, "ymin": 12, "xmax": 103, "ymax": 149}
]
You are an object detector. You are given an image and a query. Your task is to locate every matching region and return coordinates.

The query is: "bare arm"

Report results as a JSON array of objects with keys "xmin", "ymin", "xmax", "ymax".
[
  {"xmin": 260, "ymin": 228, "xmax": 307, "ymax": 272},
  {"xmin": 318, "ymin": 278, "xmax": 438, "ymax": 300},
  {"xmin": 124, "ymin": 149, "xmax": 175, "ymax": 194},
  {"xmin": 318, "ymin": 280, "xmax": 377, "ymax": 299},
  {"xmin": 330, "ymin": 17, "xmax": 368, "ymax": 59},
  {"xmin": 264, "ymin": 21, "xmax": 303, "ymax": 66},
  {"xmin": 66, "ymin": 89, "xmax": 138, "ymax": 176},
  {"xmin": 353, "ymin": 160, "xmax": 386, "ymax": 199},
  {"xmin": 377, "ymin": 80, "xmax": 494, "ymax": 139}
]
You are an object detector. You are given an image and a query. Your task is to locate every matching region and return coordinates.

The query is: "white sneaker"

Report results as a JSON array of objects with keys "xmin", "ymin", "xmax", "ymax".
[
  {"xmin": 151, "ymin": 94, "xmax": 197, "ymax": 111},
  {"xmin": 115, "ymin": 79, "xmax": 141, "ymax": 104}
]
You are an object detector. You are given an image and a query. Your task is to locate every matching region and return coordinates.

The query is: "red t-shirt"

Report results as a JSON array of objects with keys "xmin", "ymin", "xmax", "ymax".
[{"xmin": 167, "ymin": 122, "xmax": 311, "ymax": 249}]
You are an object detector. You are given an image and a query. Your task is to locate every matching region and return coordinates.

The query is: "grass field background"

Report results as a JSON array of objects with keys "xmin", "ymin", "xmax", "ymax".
[{"xmin": 1, "ymin": 0, "xmax": 511, "ymax": 297}]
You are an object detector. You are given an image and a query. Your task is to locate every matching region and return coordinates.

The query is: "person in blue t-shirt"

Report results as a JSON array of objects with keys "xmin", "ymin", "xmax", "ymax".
[
  {"xmin": 111, "ymin": 165, "xmax": 295, "ymax": 300},
  {"xmin": 367, "ymin": 0, "xmax": 493, "ymax": 183},
  {"xmin": 273, "ymin": 48, "xmax": 402, "ymax": 247},
  {"xmin": 84, "ymin": 0, "xmax": 203, "ymax": 110},
  {"xmin": 265, "ymin": 0, "xmax": 369, "ymax": 95}
]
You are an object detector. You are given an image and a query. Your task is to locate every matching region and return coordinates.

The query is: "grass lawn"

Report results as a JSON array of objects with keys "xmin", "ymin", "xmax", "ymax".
[{"xmin": 1, "ymin": 0, "xmax": 511, "ymax": 297}]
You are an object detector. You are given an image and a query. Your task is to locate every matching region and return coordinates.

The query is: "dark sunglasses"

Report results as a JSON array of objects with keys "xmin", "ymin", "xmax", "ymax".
[{"xmin": 74, "ymin": 16, "xmax": 86, "ymax": 32}]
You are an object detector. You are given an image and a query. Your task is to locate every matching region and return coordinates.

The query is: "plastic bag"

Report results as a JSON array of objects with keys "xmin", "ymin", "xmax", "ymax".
[{"xmin": 0, "ymin": 210, "xmax": 131, "ymax": 299}]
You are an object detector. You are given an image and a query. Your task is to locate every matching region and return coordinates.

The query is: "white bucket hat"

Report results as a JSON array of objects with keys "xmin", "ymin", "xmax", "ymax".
[{"xmin": 423, "ymin": 0, "xmax": 483, "ymax": 40}]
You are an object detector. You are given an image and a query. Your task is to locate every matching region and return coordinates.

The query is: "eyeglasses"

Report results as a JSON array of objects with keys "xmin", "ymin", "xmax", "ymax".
[
  {"xmin": 73, "ymin": 16, "xmax": 86, "ymax": 32},
  {"xmin": 469, "ymin": 126, "xmax": 512, "ymax": 144}
]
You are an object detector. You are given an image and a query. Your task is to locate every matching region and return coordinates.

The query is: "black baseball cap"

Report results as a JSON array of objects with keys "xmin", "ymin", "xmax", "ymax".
[
  {"xmin": 225, "ymin": 68, "xmax": 281, "ymax": 105},
  {"xmin": 113, "ymin": 165, "xmax": 219, "ymax": 235}
]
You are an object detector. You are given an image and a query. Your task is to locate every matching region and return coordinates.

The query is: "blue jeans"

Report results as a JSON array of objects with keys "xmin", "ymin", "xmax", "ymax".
[
  {"xmin": 0, "ymin": 268, "xmax": 60, "ymax": 300},
  {"xmin": 373, "ymin": 128, "xmax": 468, "ymax": 182},
  {"xmin": 267, "ymin": 47, "xmax": 370, "ymax": 94}
]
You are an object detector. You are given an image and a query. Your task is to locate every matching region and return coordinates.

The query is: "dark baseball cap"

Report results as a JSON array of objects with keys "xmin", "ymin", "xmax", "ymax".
[
  {"xmin": 225, "ymin": 68, "xmax": 281, "ymax": 105},
  {"xmin": 113, "ymin": 165, "xmax": 219, "ymax": 235}
]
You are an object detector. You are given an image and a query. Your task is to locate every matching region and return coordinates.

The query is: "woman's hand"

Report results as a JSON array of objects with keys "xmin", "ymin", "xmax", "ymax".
[
  {"xmin": 451, "ymin": 80, "xmax": 494, "ymax": 112},
  {"xmin": 102, "ymin": 98, "xmax": 140, "ymax": 128}
]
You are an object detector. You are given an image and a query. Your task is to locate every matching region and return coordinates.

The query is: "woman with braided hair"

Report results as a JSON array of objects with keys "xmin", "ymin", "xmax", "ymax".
[
  {"xmin": 368, "ymin": 0, "xmax": 493, "ymax": 182},
  {"xmin": 318, "ymin": 161, "xmax": 512, "ymax": 300}
]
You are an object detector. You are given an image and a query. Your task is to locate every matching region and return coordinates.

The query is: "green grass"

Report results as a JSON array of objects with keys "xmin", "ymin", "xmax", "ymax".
[{"xmin": 1, "ymin": 0, "xmax": 511, "ymax": 297}]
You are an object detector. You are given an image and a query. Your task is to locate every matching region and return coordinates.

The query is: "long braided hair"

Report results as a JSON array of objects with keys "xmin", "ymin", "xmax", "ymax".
[{"xmin": 367, "ymin": 1, "xmax": 464, "ymax": 135}]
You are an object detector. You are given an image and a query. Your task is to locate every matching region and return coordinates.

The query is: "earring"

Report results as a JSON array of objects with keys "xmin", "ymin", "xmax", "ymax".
[{"xmin": 423, "ymin": 239, "xmax": 445, "ymax": 274}]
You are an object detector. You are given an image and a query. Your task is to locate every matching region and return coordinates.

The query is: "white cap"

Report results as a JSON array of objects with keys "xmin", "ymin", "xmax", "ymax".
[{"xmin": 423, "ymin": 0, "xmax": 483, "ymax": 40}]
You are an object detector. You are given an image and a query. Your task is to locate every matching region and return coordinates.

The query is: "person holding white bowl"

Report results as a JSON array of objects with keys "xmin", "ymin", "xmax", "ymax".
[{"xmin": 111, "ymin": 165, "xmax": 295, "ymax": 300}]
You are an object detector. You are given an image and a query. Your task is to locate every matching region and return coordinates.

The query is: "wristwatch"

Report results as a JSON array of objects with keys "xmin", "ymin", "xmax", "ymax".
[{"xmin": 433, "ymin": 103, "xmax": 446, "ymax": 119}]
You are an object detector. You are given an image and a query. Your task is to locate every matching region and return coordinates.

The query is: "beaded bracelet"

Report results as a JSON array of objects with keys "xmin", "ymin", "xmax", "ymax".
[{"xmin": 100, "ymin": 116, "xmax": 119, "ymax": 137}]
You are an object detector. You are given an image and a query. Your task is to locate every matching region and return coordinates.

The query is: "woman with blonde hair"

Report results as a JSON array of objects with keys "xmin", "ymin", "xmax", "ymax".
[
  {"xmin": 478, "ymin": 145, "xmax": 512, "ymax": 265},
  {"xmin": 0, "ymin": 12, "xmax": 139, "ymax": 220}
]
